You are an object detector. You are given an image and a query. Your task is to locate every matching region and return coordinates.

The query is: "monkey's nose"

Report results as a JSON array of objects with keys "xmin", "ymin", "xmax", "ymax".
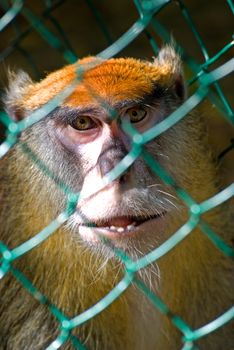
[{"xmin": 98, "ymin": 156, "xmax": 130, "ymax": 183}]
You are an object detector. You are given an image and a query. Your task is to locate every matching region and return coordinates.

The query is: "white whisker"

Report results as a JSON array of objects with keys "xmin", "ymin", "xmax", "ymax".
[{"xmin": 156, "ymin": 189, "xmax": 177, "ymax": 200}]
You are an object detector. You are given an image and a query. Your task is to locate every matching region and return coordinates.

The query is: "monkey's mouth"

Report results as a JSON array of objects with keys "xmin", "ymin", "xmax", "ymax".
[
  {"xmin": 79, "ymin": 212, "xmax": 166, "ymax": 238},
  {"xmin": 96, "ymin": 213, "xmax": 164, "ymax": 231}
]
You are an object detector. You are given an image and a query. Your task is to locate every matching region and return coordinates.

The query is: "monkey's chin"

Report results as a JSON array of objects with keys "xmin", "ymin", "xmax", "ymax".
[{"xmin": 78, "ymin": 214, "xmax": 166, "ymax": 247}]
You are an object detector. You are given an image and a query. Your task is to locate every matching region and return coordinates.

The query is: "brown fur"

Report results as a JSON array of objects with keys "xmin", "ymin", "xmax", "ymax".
[{"xmin": 0, "ymin": 47, "xmax": 233, "ymax": 349}]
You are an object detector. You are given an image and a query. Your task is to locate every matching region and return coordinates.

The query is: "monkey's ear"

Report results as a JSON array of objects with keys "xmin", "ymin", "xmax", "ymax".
[
  {"xmin": 4, "ymin": 70, "xmax": 33, "ymax": 121},
  {"xmin": 153, "ymin": 45, "xmax": 187, "ymax": 101}
]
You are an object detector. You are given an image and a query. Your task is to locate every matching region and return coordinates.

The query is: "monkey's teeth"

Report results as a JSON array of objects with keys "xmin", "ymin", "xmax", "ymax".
[{"xmin": 108, "ymin": 223, "xmax": 136, "ymax": 232}]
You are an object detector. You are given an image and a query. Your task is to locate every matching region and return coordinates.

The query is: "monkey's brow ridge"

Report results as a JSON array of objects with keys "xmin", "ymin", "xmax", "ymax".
[{"xmin": 50, "ymin": 84, "xmax": 165, "ymax": 122}]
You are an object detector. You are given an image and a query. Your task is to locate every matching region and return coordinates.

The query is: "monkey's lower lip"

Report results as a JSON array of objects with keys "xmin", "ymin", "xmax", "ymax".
[{"xmin": 79, "ymin": 212, "xmax": 166, "ymax": 240}]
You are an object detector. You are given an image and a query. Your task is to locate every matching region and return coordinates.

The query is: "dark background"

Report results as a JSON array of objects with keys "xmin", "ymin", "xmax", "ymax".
[{"xmin": 0, "ymin": 0, "xmax": 233, "ymax": 185}]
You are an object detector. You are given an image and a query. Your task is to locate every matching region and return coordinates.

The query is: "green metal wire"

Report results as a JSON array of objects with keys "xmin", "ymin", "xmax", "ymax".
[
  {"xmin": 0, "ymin": 0, "xmax": 23, "ymax": 31},
  {"xmin": 148, "ymin": 17, "xmax": 234, "ymax": 122},
  {"xmin": 85, "ymin": 0, "xmax": 113, "ymax": 45},
  {"xmin": 0, "ymin": 0, "xmax": 233, "ymax": 349}
]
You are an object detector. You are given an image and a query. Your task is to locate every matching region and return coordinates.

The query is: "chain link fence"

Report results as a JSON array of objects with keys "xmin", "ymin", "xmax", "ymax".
[{"xmin": 0, "ymin": 1, "xmax": 233, "ymax": 349}]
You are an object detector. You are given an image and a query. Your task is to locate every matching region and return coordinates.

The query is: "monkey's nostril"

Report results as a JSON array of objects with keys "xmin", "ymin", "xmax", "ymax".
[
  {"xmin": 98, "ymin": 156, "xmax": 130, "ymax": 183},
  {"xmin": 119, "ymin": 171, "xmax": 130, "ymax": 184},
  {"xmin": 98, "ymin": 141, "xmax": 128, "ymax": 178},
  {"xmin": 99, "ymin": 157, "xmax": 115, "ymax": 177}
]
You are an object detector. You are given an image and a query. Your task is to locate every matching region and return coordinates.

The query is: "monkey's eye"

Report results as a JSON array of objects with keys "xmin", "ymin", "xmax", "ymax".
[
  {"xmin": 70, "ymin": 116, "xmax": 97, "ymax": 131},
  {"xmin": 126, "ymin": 107, "xmax": 147, "ymax": 123}
]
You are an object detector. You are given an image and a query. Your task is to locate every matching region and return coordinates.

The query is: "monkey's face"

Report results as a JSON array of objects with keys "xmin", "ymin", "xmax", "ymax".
[
  {"xmin": 43, "ymin": 56, "xmax": 185, "ymax": 252},
  {"xmin": 51, "ymin": 102, "xmax": 169, "ymax": 248},
  {"xmin": 7, "ymin": 48, "xmax": 186, "ymax": 253}
]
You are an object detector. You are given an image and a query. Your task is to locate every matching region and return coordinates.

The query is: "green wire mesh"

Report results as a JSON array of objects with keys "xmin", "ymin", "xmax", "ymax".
[{"xmin": 0, "ymin": 0, "xmax": 233, "ymax": 349}]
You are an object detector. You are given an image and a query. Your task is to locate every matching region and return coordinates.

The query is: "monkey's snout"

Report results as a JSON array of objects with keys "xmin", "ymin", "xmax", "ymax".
[{"xmin": 98, "ymin": 154, "xmax": 131, "ymax": 183}]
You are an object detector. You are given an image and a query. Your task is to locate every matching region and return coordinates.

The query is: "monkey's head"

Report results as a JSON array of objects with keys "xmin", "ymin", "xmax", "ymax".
[{"xmin": 5, "ymin": 46, "xmax": 200, "ymax": 256}]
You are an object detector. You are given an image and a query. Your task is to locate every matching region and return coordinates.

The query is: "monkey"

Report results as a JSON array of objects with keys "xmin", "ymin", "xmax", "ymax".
[{"xmin": 0, "ymin": 46, "xmax": 233, "ymax": 350}]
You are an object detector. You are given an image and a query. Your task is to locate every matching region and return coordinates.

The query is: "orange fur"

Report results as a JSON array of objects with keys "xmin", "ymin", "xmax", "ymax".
[{"xmin": 20, "ymin": 58, "xmax": 176, "ymax": 110}]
